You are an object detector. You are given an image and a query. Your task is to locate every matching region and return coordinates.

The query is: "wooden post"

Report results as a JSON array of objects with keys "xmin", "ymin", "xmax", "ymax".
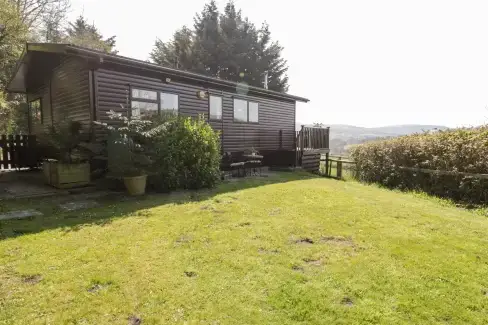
[
  {"xmin": 279, "ymin": 129, "xmax": 283, "ymax": 150},
  {"xmin": 14, "ymin": 135, "xmax": 21, "ymax": 169},
  {"xmin": 337, "ymin": 160, "xmax": 343, "ymax": 179},
  {"xmin": 326, "ymin": 127, "xmax": 330, "ymax": 150},
  {"xmin": 7, "ymin": 135, "xmax": 14, "ymax": 170},
  {"xmin": 300, "ymin": 125, "xmax": 305, "ymax": 165},
  {"xmin": 0, "ymin": 135, "xmax": 7, "ymax": 169},
  {"xmin": 325, "ymin": 152, "xmax": 330, "ymax": 177}
]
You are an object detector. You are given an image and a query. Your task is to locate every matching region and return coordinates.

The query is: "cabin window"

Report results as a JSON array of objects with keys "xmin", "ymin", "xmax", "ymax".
[
  {"xmin": 248, "ymin": 102, "xmax": 259, "ymax": 123},
  {"xmin": 233, "ymin": 98, "xmax": 259, "ymax": 123},
  {"xmin": 132, "ymin": 88, "xmax": 157, "ymax": 101},
  {"xmin": 160, "ymin": 93, "xmax": 178, "ymax": 113},
  {"xmin": 131, "ymin": 101, "xmax": 158, "ymax": 117},
  {"xmin": 209, "ymin": 95, "xmax": 222, "ymax": 120},
  {"xmin": 131, "ymin": 88, "xmax": 158, "ymax": 117},
  {"xmin": 29, "ymin": 98, "xmax": 42, "ymax": 124},
  {"xmin": 233, "ymin": 99, "xmax": 247, "ymax": 122},
  {"xmin": 130, "ymin": 88, "xmax": 178, "ymax": 117}
]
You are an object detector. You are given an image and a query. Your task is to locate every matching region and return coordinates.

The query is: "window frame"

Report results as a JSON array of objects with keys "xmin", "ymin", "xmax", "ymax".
[
  {"xmin": 129, "ymin": 86, "xmax": 159, "ymax": 117},
  {"xmin": 248, "ymin": 101, "xmax": 259, "ymax": 123},
  {"xmin": 208, "ymin": 94, "xmax": 223, "ymax": 121},
  {"xmin": 159, "ymin": 91, "xmax": 179, "ymax": 114},
  {"xmin": 233, "ymin": 97, "xmax": 259, "ymax": 124},
  {"xmin": 29, "ymin": 98, "xmax": 43, "ymax": 125}
]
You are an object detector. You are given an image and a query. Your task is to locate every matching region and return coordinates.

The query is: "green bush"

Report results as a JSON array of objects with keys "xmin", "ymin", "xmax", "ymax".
[
  {"xmin": 350, "ymin": 126, "xmax": 488, "ymax": 203},
  {"xmin": 148, "ymin": 115, "xmax": 221, "ymax": 191}
]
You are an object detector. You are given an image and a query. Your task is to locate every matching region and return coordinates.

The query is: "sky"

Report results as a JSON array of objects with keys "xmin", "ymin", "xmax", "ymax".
[{"xmin": 68, "ymin": 0, "xmax": 488, "ymax": 128}]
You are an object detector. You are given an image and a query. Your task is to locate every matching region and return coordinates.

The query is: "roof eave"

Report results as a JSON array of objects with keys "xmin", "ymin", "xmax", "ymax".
[{"xmin": 65, "ymin": 45, "xmax": 310, "ymax": 103}]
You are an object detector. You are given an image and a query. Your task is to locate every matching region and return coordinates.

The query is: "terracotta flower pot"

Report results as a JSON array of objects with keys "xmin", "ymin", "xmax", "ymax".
[{"xmin": 123, "ymin": 175, "xmax": 147, "ymax": 196}]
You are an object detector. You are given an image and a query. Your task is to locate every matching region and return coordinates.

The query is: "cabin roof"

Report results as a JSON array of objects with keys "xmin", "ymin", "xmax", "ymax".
[{"xmin": 7, "ymin": 43, "xmax": 309, "ymax": 103}]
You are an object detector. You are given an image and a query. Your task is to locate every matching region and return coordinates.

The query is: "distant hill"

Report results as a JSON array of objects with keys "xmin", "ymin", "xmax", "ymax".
[{"xmin": 296, "ymin": 124, "xmax": 448, "ymax": 155}]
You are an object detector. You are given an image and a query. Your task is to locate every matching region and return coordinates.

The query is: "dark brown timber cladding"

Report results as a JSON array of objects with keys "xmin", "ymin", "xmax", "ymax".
[
  {"xmin": 26, "ymin": 56, "xmax": 91, "ymax": 135},
  {"xmin": 50, "ymin": 57, "xmax": 91, "ymax": 129},
  {"xmin": 95, "ymin": 68, "xmax": 296, "ymax": 152}
]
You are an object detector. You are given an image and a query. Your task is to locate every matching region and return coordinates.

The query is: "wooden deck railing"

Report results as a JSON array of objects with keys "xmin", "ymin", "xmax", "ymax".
[{"xmin": 295, "ymin": 126, "xmax": 330, "ymax": 166}]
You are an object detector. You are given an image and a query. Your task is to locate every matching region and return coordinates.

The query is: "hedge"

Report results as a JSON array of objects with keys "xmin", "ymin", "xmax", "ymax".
[{"xmin": 350, "ymin": 126, "xmax": 488, "ymax": 203}]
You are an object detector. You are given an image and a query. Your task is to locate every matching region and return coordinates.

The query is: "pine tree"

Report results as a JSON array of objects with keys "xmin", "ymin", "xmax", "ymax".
[
  {"xmin": 150, "ymin": 26, "xmax": 194, "ymax": 69},
  {"xmin": 192, "ymin": 0, "xmax": 223, "ymax": 76},
  {"xmin": 149, "ymin": 0, "xmax": 289, "ymax": 92},
  {"xmin": 256, "ymin": 22, "xmax": 289, "ymax": 92},
  {"xmin": 65, "ymin": 15, "xmax": 117, "ymax": 53}
]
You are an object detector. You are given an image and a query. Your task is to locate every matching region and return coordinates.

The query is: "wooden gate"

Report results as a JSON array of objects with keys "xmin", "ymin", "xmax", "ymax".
[{"xmin": 0, "ymin": 135, "xmax": 39, "ymax": 170}]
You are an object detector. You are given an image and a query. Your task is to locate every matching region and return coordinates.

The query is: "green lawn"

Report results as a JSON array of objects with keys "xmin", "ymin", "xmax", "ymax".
[{"xmin": 1, "ymin": 172, "xmax": 487, "ymax": 324}]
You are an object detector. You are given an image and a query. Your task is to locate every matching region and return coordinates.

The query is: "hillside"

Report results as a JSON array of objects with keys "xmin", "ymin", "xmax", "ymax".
[{"xmin": 297, "ymin": 124, "xmax": 448, "ymax": 154}]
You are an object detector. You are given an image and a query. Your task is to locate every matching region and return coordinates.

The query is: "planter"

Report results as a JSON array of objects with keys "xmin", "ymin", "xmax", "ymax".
[
  {"xmin": 43, "ymin": 161, "xmax": 90, "ymax": 189},
  {"xmin": 123, "ymin": 175, "xmax": 147, "ymax": 196}
]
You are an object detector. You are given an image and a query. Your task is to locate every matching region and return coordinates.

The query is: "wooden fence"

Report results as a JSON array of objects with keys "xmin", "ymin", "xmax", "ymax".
[
  {"xmin": 0, "ymin": 135, "xmax": 39, "ymax": 170},
  {"xmin": 321, "ymin": 156, "xmax": 357, "ymax": 179}
]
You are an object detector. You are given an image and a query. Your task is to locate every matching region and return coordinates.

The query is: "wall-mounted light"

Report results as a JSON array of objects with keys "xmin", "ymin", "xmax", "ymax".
[
  {"xmin": 196, "ymin": 90, "xmax": 208, "ymax": 99},
  {"xmin": 165, "ymin": 77, "xmax": 171, "ymax": 83}
]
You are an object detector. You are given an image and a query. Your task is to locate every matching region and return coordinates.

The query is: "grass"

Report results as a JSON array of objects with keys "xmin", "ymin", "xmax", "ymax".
[{"xmin": 1, "ymin": 172, "xmax": 487, "ymax": 324}]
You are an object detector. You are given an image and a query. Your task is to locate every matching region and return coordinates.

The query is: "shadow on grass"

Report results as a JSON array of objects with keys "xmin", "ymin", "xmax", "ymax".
[{"xmin": 0, "ymin": 171, "xmax": 319, "ymax": 241}]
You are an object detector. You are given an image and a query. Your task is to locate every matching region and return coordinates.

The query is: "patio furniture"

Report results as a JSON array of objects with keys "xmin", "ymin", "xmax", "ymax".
[
  {"xmin": 243, "ymin": 154, "xmax": 264, "ymax": 176},
  {"xmin": 222, "ymin": 152, "xmax": 246, "ymax": 177}
]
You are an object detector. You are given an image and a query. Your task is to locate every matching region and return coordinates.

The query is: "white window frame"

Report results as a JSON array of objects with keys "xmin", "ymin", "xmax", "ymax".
[
  {"xmin": 233, "ymin": 98, "xmax": 259, "ymax": 123},
  {"xmin": 130, "ymin": 87, "xmax": 158, "ymax": 117},
  {"xmin": 209, "ymin": 95, "xmax": 223, "ymax": 120}
]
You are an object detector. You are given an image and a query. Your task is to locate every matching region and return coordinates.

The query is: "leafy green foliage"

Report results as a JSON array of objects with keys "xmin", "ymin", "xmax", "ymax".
[
  {"xmin": 150, "ymin": 0, "xmax": 289, "ymax": 92},
  {"xmin": 38, "ymin": 120, "xmax": 92, "ymax": 163},
  {"xmin": 0, "ymin": 0, "xmax": 28, "ymax": 134},
  {"xmin": 94, "ymin": 111, "xmax": 153, "ymax": 177},
  {"xmin": 350, "ymin": 126, "xmax": 488, "ymax": 203},
  {"xmin": 147, "ymin": 115, "xmax": 221, "ymax": 191}
]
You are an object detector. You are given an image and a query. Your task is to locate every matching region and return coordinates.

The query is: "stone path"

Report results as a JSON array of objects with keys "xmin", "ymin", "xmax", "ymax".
[
  {"xmin": 0, "ymin": 191, "xmax": 118, "ymax": 221},
  {"xmin": 0, "ymin": 209, "xmax": 43, "ymax": 221},
  {"xmin": 59, "ymin": 200, "xmax": 99, "ymax": 212}
]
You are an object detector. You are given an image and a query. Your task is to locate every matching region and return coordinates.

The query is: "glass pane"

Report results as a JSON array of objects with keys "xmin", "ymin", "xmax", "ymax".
[
  {"xmin": 161, "ymin": 93, "xmax": 178, "ymax": 112},
  {"xmin": 249, "ymin": 102, "xmax": 258, "ymax": 123},
  {"xmin": 209, "ymin": 96, "xmax": 222, "ymax": 120},
  {"xmin": 131, "ymin": 101, "xmax": 158, "ymax": 117},
  {"xmin": 234, "ymin": 99, "xmax": 247, "ymax": 122},
  {"xmin": 132, "ymin": 88, "xmax": 157, "ymax": 100}
]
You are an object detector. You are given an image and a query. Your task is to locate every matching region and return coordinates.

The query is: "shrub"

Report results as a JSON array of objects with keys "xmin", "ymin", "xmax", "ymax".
[
  {"xmin": 38, "ymin": 120, "xmax": 91, "ymax": 163},
  {"xmin": 147, "ymin": 115, "xmax": 221, "ymax": 191},
  {"xmin": 350, "ymin": 126, "xmax": 488, "ymax": 203},
  {"xmin": 94, "ymin": 111, "xmax": 154, "ymax": 177}
]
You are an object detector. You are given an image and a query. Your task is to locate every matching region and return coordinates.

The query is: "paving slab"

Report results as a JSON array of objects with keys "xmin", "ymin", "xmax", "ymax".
[
  {"xmin": 59, "ymin": 200, "xmax": 100, "ymax": 212},
  {"xmin": 0, "ymin": 209, "xmax": 43, "ymax": 221}
]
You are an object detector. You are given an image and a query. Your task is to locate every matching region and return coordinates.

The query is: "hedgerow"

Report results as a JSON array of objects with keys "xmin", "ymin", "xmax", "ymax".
[{"xmin": 350, "ymin": 126, "xmax": 488, "ymax": 203}]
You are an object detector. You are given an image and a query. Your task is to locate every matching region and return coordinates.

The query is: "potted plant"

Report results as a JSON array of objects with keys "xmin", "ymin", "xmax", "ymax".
[
  {"xmin": 95, "ymin": 110, "xmax": 153, "ymax": 195},
  {"xmin": 41, "ymin": 121, "xmax": 91, "ymax": 188},
  {"xmin": 109, "ymin": 135, "xmax": 152, "ymax": 195}
]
